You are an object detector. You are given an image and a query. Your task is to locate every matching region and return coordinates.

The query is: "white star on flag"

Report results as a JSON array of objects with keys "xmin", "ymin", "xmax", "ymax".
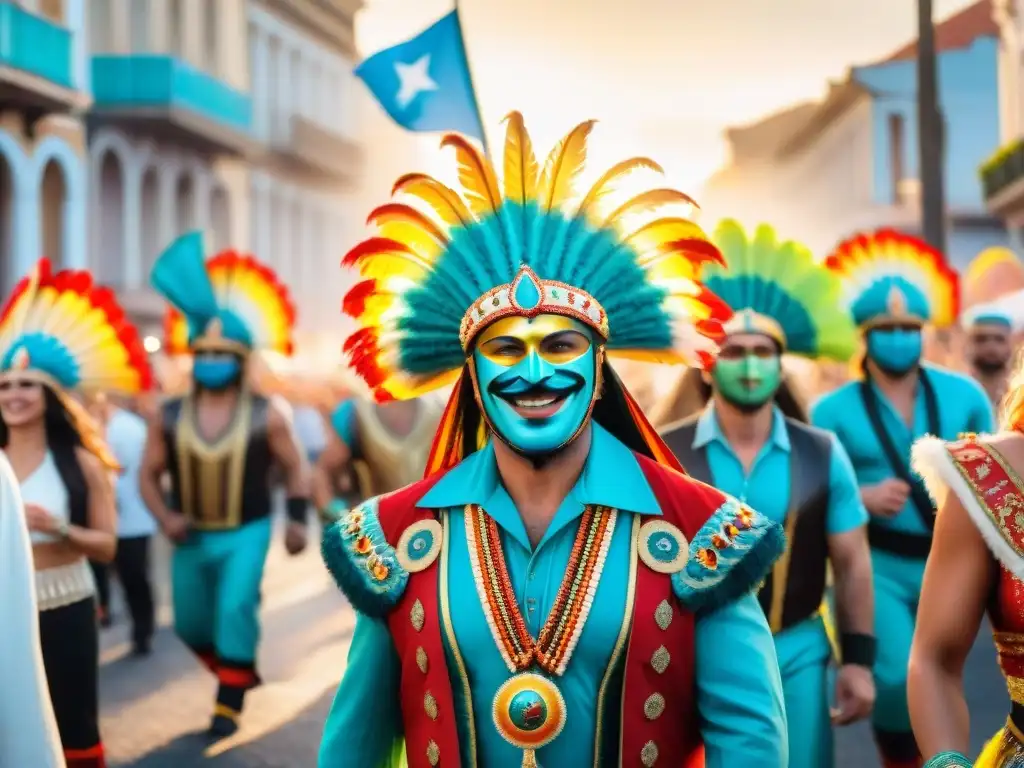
[{"xmin": 394, "ymin": 54, "xmax": 439, "ymax": 110}]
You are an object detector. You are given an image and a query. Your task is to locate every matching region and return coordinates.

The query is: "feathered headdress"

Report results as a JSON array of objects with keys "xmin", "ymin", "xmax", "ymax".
[
  {"xmin": 342, "ymin": 112, "xmax": 732, "ymax": 473},
  {"xmin": 0, "ymin": 259, "xmax": 153, "ymax": 469},
  {"xmin": 153, "ymin": 232, "xmax": 296, "ymax": 357},
  {"xmin": 824, "ymin": 229, "xmax": 959, "ymax": 329},
  {"xmin": 703, "ymin": 220, "xmax": 858, "ymax": 361}
]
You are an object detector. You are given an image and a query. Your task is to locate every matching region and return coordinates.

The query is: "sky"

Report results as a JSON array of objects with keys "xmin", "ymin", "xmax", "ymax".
[{"xmin": 355, "ymin": 0, "xmax": 979, "ymax": 196}]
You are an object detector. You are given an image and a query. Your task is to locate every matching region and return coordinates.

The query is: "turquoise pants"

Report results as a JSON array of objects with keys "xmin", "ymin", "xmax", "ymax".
[
  {"xmin": 776, "ymin": 615, "xmax": 835, "ymax": 768},
  {"xmin": 171, "ymin": 516, "xmax": 273, "ymax": 666},
  {"xmin": 871, "ymin": 549, "xmax": 926, "ymax": 734}
]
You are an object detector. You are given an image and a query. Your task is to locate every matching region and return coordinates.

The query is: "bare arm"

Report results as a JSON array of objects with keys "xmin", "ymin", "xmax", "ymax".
[
  {"xmin": 829, "ymin": 526, "xmax": 873, "ymax": 635},
  {"xmin": 139, "ymin": 408, "xmax": 173, "ymax": 527},
  {"xmin": 267, "ymin": 403, "xmax": 309, "ymax": 499},
  {"xmin": 68, "ymin": 448, "xmax": 117, "ymax": 563},
  {"xmin": 908, "ymin": 492, "xmax": 992, "ymax": 756},
  {"xmin": 312, "ymin": 433, "xmax": 352, "ymax": 512}
]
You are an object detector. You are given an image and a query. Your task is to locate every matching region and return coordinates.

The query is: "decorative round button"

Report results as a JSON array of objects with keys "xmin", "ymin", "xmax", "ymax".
[
  {"xmin": 638, "ymin": 520, "xmax": 689, "ymax": 574},
  {"xmin": 492, "ymin": 672, "xmax": 567, "ymax": 753},
  {"xmin": 396, "ymin": 519, "xmax": 443, "ymax": 573}
]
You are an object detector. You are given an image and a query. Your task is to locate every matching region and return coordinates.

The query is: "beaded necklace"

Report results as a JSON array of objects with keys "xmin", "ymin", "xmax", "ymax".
[{"xmin": 465, "ymin": 502, "xmax": 617, "ymax": 676}]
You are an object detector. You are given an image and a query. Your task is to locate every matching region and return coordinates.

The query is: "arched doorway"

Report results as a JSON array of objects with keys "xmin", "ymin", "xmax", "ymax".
[
  {"xmin": 210, "ymin": 185, "xmax": 230, "ymax": 251},
  {"xmin": 39, "ymin": 160, "xmax": 66, "ymax": 268},
  {"xmin": 0, "ymin": 152, "xmax": 11, "ymax": 296},
  {"xmin": 95, "ymin": 150, "xmax": 125, "ymax": 285},
  {"xmin": 139, "ymin": 167, "xmax": 160, "ymax": 275}
]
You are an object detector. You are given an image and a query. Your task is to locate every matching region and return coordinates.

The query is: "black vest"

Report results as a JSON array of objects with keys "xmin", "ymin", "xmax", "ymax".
[
  {"xmin": 162, "ymin": 394, "xmax": 274, "ymax": 529},
  {"xmin": 661, "ymin": 413, "xmax": 832, "ymax": 633}
]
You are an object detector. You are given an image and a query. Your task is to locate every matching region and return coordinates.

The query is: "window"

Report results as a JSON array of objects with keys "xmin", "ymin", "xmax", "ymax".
[
  {"xmin": 88, "ymin": 0, "xmax": 110, "ymax": 54},
  {"xmin": 888, "ymin": 113, "xmax": 906, "ymax": 204},
  {"xmin": 129, "ymin": 0, "xmax": 148, "ymax": 53},
  {"xmin": 204, "ymin": 0, "xmax": 218, "ymax": 73},
  {"xmin": 168, "ymin": 0, "xmax": 184, "ymax": 57}
]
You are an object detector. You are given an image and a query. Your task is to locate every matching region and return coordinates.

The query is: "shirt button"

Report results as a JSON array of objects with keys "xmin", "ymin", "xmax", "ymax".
[
  {"xmin": 528, "ymin": 571, "xmax": 536, "ymax": 580},
  {"xmin": 527, "ymin": 597, "xmax": 537, "ymax": 613}
]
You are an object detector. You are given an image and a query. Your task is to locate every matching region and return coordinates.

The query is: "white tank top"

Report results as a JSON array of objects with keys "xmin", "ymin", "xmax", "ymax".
[{"xmin": 19, "ymin": 452, "xmax": 70, "ymax": 546}]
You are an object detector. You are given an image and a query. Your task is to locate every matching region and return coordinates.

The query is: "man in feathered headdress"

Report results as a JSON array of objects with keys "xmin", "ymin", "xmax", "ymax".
[
  {"xmin": 658, "ymin": 220, "xmax": 875, "ymax": 768},
  {"xmin": 138, "ymin": 233, "xmax": 311, "ymax": 738},
  {"xmin": 811, "ymin": 230, "xmax": 995, "ymax": 767},
  {"xmin": 318, "ymin": 115, "xmax": 788, "ymax": 767}
]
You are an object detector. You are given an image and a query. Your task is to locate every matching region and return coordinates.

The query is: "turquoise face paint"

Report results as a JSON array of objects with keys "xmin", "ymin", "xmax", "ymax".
[
  {"xmin": 866, "ymin": 328, "xmax": 921, "ymax": 376},
  {"xmin": 193, "ymin": 354, "xmax": 241, "ymax": 389},
  {"xmin": 713, "ymin": 354, "xmax": 781, "ymax": 409},
  {"xmin": 472, "ymin": 314, "xmax": 597, "ymax": 455}
]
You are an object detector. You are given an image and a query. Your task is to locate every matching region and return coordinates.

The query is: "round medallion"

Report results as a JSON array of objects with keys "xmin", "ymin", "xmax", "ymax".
[
  {"xmin": 396, "ymin": 519, "xmax": 443, "ymax": 573},
  {"xmin": 492, "ymin": 672, "xmax": 566, "ymax": 750},
  {"xmin": 638, "ymin": 520, "xmax": 689, "ymax": 574}
]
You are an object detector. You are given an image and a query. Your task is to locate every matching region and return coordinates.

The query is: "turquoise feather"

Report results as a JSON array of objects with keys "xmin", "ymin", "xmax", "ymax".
[{"xmin": 150, "ymin": 231, "xmax": 219, "ymax": 326}]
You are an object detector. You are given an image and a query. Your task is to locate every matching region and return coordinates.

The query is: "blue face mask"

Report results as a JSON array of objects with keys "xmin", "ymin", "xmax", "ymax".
[
  {"xmin": 472, "ymin": 314, "xmax": 597, "ymax": 455},
  {"xmin": 193, "ymin": 356, "xmax": 241, "ymax": 389},
  {"xmin": 866, "ymin": 328, "xmax": 922, "ymax": 376}
]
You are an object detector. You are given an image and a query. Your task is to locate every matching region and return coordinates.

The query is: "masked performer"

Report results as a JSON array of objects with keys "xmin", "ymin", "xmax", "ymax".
[
  {"xmin": 318, "ymin": 114, "xmax": 789, "ymax": 767},
  {"xmin": 908, "ymin": 362, "xmax": 1024, "ymax": 767},
  {"xmin": 313, "ymin": 390, "xmax": 441, "ymax": 519},
  {"xmin": 811, "ymin": 230, "xmax": 995, "ymax": 767},
  {"xmin": 0, "ymin": 258, "xmax": 152, "ymax": 767},
  {"xmin": 658, "ymin": 220, "xmax": 875, "ymax": 768},
  {"xmin": 139, "ymin": 234, "xmax": 311, "ymax": 738},
  {"xmin": 963, "ymin": 301, "xmax": 1017, "ymax": 409}
]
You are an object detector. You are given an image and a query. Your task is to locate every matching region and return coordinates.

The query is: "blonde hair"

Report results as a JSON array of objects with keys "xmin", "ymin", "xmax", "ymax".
[{"xmin": 1002, "ymin": 347, "xmax": 1024, "ymax": 431}]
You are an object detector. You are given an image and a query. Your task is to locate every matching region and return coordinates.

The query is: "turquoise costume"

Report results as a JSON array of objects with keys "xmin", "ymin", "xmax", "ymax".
[
  {"xmin": 813, "ymin": 228, "xmax": 995, "ymax": 765},
  {"xmin": 660, "ymin": 220, "xmax": 867, "ymax": 768},
  {"xmin": 318, "ymin": 114, "xmax": 788, "ymax": 766}
]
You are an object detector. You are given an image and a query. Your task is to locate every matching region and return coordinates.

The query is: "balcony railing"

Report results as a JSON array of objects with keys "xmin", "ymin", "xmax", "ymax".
[
  {"xmin": 981, "ymin": 139, "xmax": 1024, "ymax": 202},
  {"xmin": 0, "ymin": 3, "xmax": 72, "ymax": 89}
]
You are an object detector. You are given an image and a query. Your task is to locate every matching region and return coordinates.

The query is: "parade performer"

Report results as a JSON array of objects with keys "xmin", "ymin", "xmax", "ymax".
[
  {"xmin": 658, "ymin": 220, "xmax": 875, "ymax": 768},
  {"xmin": 0, "ymin": 258, "xmax": 152, "ymax": 768},
  {"xmin": 139, "ymin": 234, "xmax": 311, "ymax": 738},
  {"xmin": 313, "ymin": 387, "xmax": 441, "ymax": 517},
  {"xmin": 811, "ymin": 229, "xmax": 995, "ymax": 767},
  {"xmin": 908, "ymin": 363, "xmax": 1024, "ymax": 767},
  {"xmin": 962, "ymin": 299, "xmax": 1018, "ymax": 409},
  {"xmin": 318, "ymin": 113, "xmax": 789, "ymax": 767},
  {"xmin": 0, "ymin": 449, "xmax": 65, "ymax": 768}
]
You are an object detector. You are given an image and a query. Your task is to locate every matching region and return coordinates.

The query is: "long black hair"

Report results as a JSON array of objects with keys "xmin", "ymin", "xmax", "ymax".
[{"xmin": 0, "ymin": 385, "xmax": 90, "ymax": 527}]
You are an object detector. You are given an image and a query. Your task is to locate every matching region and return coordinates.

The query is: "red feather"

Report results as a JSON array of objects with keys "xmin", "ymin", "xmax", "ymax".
[
  {"xmin": 342, "ymin": 237, "xmax": 412, "ymax": 268},
  {"xmin": 342, "ymin": 280, "xmax": 378, "ymax": 318}
]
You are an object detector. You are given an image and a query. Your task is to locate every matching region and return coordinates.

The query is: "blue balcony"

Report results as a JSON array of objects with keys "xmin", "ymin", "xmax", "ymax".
[
  {"xmin": 91, "ymin": 55, "xmax": 254, "ymax": 155},
  {"xmin": 0, "ymin": 3, "xmax": 78, "ymax": 110}
]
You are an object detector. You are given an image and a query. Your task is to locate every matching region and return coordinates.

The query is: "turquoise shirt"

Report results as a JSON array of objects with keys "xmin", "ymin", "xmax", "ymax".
[
  {"xmin": 330, "ymin": 400, "xmax": 356, "ymax": 447},
  {"xmin": 811, "ymin": 364, "xmax": 994, "ymax": 536},
  {"xmin": 319, "ymin": 423, "xmax": 788, "ymax": 767},
  {"xmin": 693, "ymin": 404, "xmax": 867, "ymax": 666}
]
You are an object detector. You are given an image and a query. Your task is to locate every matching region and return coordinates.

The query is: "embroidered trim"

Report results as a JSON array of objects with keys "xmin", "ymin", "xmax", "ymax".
[
  {"xmin": 396, "ymin": 519, "xmax": 443, "ymax": 573},
  {"xmin": 465, "ymin": 503, "xmax": 616, "ymax": 676},
  {"xmin": 320, "ymin": 496, "xmax": 409, "ymax": 618},
  {"xmin": 637, "ymin": 519, "xmax": 689, "ymax": 574},
  {"xmin": 671, "ymin": 497, "xmax": 786, "ymax": 612}
]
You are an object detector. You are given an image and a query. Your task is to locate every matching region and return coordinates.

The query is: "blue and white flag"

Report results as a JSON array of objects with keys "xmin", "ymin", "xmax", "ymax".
[{"xmin": 355, "ymin": 10, "xmax": 485, "ymax": 142}]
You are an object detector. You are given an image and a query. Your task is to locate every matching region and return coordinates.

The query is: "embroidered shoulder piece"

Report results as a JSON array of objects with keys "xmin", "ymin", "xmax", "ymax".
[
  {"xmin": 320, "ymin": 496, "xmax": 409, "ymax": 618},
  {"xmin": 913, "ymin": 434, "xmax": 1024, "ymax": 578},
  {"xmin": 671, "ymin": 496, "xmax": 786, "ymax": 612}
]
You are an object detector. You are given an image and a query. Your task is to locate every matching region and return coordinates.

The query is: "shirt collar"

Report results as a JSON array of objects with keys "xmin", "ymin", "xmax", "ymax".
[
  {"xmin": 692, "ymin": 402, "xmax": 791, "ymax": 453},
  {"xmin": 416, "ymin": 422, "xmax": 662, "ymax": 516}
]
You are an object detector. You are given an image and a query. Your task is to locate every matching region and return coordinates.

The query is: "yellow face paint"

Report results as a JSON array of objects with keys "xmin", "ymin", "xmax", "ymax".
[{"xmin": 475, "ymin": 313, "xmax": 593, "ymax": 367}]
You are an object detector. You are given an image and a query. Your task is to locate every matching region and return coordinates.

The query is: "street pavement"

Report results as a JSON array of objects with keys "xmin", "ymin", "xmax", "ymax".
[{"xmin": 99, "ymin": 523, "xmax": 1010, "ymax": 767}]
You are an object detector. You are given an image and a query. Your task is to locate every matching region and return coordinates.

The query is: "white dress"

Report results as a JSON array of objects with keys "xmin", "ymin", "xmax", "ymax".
[{"xmin": 0, "ymin": 451, "xmax": 66, "ymax": 767}]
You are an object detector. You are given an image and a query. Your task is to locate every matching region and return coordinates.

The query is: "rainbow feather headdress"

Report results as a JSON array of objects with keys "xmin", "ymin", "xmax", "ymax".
[
  {"xmin": 153, "ymin": 232, "xmax": 296, "ymax": 357},
  {"xmin": 824, "ymin": 229, "xmax": 959, "ymax": 330},
  {"xmin": 342, "ymin": 111, "xmax": 731, "ymax": 404},
  {"xmin": 0, "ymin": 258, "xmax": 152, "ymax": 395},
  {"xmin": 703, "ymin": 220, "xmax": 858, "ymax": 361}
]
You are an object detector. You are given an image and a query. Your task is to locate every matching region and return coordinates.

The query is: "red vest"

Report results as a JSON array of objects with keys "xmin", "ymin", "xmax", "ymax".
[{"xmin": 371, "ymin": 454, "xmax": 757, "ymax": 768}]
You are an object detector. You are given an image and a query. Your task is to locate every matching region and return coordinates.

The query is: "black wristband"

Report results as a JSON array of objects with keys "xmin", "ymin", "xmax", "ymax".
[
  {"xmin": 286, "ymin": 497, "xmax": 309, "ymax": 525},
  {"xmin": 840, "ymin": 632, "xmax": 876, "ymax": 667}
]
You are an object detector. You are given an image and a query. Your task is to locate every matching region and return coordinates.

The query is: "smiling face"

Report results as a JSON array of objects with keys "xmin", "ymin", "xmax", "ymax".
[
  {"xmin": 471, "ymin": 313, "xmax": 599, "ymax": 455},
  {"xmin": 0, "ymin": 375, "xmax": 46, "ymax": 428},
  {"xmin": 710, "ymin": 332, "xmax": 782, "ymax": 413}
]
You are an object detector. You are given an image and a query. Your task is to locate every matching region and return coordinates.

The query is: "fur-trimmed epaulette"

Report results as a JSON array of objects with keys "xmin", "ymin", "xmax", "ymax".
[
  {"xmin": 320, "ymin": 472, "xmax": 446, "ymax": 618},
  {"xmin": 634, "ymin": 454, "xmax": 786, "ymax": 613}
]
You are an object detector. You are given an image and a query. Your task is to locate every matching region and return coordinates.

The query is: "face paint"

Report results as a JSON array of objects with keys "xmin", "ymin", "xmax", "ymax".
[
  {"xmin": 713, "ymin": 354, "xmax": 782, "ymax": 410},
  {"xmin": 866, "ymin": 328, "xmax": 922, "ymax": 376},
  {"xmin": 193, "ymin": 354, "xmax": 241, "ymax": 390},
  {"xmin": 472, "ymin": 313, "xmax": 597, "ymax": 455}
]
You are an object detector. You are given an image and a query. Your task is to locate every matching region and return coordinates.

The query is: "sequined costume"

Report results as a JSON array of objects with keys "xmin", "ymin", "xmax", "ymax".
[
  {"xmin": 318, "ymin": 114, "xmax": 788, "ymax": 767},
  {"xmin": 660, "ymin": 220, "xmax": 869, "ymax": 768},
  {"xmin": 811, "ymin": 230, "xmax": 995, "ymax": 766},
  {"xmin": 147, "ymin": 233, "xmax": 309, "ymax": 734},
  {"xmin": 913, "ymin": 435, "xmax": 1024, "ymax": 767}
]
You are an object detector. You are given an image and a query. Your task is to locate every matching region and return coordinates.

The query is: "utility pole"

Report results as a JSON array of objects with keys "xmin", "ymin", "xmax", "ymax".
[{"xmin": 917, "ymin": 0, "xmax": 947, "ymax": 256}]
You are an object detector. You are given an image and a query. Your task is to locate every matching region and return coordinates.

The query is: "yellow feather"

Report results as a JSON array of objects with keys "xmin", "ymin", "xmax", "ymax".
[
  {"xmin": 375, "ymin": 222, "xmax": 444, "ymax": 262},
  {"xmin": 440, "ymin": 134, "xmax": 502, "ymax": 218},
  {"xmin": 537, "ymin": 119, "xmax": 596, "ymax": 212},
  {"xmin": 368, "ymin": 204, "xmax": 449, "ymax": 246},
  {"xmin": 603, "ymin": 189, "xmax": 697, "ymax": 228},
  {"xmin": 607, "ymin": 348, "xmax": 687, "ymax": 365},
  {"xmin": 352, "ymin": 254, "xmax": 429, "ymax": 281},
  {"xmin": 393, "ymin": 173, "xmax": 476, "ymax": 230},
  {"xmin": 501, "ymin": 111, "xmax": 539, "ymax": 206},
  {"xmin": 624, "ymin": 218, "xmax": 709, "ymax": 262},
  {"xmin": 577, "ymin": 157, "xmax": 664, "ymax": 218},
  {"xmin": 381, "ymin": 367, "xmax": 462, "ymax": 401},
  {"xmin": 644, "ymin": 257, "xmax": 701, "ymax": 283}
]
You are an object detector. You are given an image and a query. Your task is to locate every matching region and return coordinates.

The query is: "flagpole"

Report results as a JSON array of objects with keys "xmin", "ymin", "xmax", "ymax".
[{"xmin": 453, "ymin": 0, "xmax": 491, "ymax": 158}]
